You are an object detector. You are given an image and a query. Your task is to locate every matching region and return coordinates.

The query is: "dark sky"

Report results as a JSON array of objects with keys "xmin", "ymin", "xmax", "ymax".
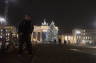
[{"xmin": 0, "ymin": 0, "xmax": 96, "ymax": 32}]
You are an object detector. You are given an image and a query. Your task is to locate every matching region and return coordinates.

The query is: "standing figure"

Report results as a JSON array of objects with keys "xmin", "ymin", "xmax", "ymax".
[
  {"xmin": 58, "ymin": 38, "xmax": 61, "ymax": 45},
  {"xmin": 64, "ymin": 40, "xmax": 67, "ymax": 45},
  {"xmin": 18, "ymin": 14, "xmax": 34, "ymax": 55}
]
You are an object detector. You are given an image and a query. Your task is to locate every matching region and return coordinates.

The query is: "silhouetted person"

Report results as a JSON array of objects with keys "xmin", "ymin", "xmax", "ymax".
[
  {"xmin": 54, "ymin": 39, "xmax": 56, "ymax": 44},
  {"xmin": 58, "ymin": 38, "xmax": 61, "ymax": 45},
  {"xmin": 64, "ymin": 40, "xmax": 67, "ymax": 45},
  {"xmin": 18, "ymin": 14, "xmax": 34, "ymax": 55}
]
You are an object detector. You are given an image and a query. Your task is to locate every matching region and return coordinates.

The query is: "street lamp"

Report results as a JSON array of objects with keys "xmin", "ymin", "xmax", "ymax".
[{"xmin": 0, "ymin": 17, "xmax": 6, "ymax": 24}]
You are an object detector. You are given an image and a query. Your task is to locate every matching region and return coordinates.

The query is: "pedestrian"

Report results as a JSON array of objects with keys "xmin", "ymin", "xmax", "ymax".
[
  {"xmin": 18, "ymin": 14, "xmax": 34, "ymax": 55},
  {"xmin": 64, "ymin": 40, "xmax": 67, "ymax": 45},
  {"xmin": 58, "ymin": 38, "xmax": 61, "ymax": 45}
]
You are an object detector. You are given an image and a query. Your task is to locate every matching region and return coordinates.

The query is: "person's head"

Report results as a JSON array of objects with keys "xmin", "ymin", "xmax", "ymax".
[{"xmin": 24, "ymin": 14, "xmax": 32, "ymax": 20}]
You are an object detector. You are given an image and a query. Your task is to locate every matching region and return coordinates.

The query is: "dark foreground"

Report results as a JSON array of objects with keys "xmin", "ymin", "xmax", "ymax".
[{"xmin": 0, "ymin": 44, "xmax": 96, "ymax": 63}]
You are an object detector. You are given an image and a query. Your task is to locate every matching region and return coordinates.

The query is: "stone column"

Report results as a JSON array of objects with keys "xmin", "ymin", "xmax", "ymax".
[
  {"xmin": 31, "ymin": 32, "xmax": 33, "ymax": 42},
  {"xmin": 36, "ymin": 32, "xmax": 38, "ymax": 43},
  {"xmin": 40, "ymin": 32, "xmax": 42, "ymax": 43}
]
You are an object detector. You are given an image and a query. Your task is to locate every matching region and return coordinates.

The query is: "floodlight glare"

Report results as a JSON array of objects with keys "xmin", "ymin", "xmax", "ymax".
[
  {"xmin": 0, "ymin": 17, "xmax": 6, "ymax": 24},
  {"xmin": 75, "ymin": 30, "xmax": 81, "ymax": 34}
]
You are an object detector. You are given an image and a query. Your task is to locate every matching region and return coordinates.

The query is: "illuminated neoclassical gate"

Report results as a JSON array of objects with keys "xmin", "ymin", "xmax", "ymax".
[{"xmin": 31, "ymin": 19, "xmax": 58, "ymax": 44}]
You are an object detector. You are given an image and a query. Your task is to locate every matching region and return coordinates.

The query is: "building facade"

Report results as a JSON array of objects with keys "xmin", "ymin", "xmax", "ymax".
[
  {"xmin": 72, "ymin": 29, "xmax": 96, "ymax": 45},
  {"xmin": 0, "ymin": 26, "xmax": 17, "ymax": 42},
  {"xmin": 59, "ymin": 28, "xmax": 96, "ymax": 45},
  {"xmin": 32, "ymin": 19, "xmax": 59, "ymax": 44}
]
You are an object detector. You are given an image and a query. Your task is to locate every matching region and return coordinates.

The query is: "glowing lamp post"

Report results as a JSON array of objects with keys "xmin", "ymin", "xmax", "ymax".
[{"xmin": 0, "ymin": 17, "xmax": 6, "ymax": 25}]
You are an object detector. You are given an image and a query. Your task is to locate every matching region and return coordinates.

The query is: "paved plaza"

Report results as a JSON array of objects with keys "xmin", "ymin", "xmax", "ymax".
[{"xmin": 0, "ymin": 44, "xmax": 96, "ymax": 63}]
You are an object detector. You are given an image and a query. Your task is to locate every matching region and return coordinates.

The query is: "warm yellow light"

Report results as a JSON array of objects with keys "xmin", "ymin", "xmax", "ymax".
[{"xmin": 32, "ymin": 38, "xmax": 37, "ymax": 42}]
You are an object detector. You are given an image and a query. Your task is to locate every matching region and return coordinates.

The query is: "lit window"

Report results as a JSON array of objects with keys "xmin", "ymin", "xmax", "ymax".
[
  {"xmin": 86, "ymin": 37, "xmax": 88, "ymax": 39},
  {"xmin": 0, "ymin": 36, "xmax": 2, "ymax": 38}
]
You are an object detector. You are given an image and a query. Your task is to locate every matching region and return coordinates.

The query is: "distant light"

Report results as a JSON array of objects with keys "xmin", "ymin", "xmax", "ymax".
[
  {"xmin": 0, "ymin": 36, "xmax": 2, "ymax": 38},
  {"xmin": 0, "ymin": 17, "xmax": 6, "ymax": 24},
  {"xmin": 43, "ymin": 30, "xmax": 47, "ymax": 32},
  {"xmin": 7, "ymin": 33, "xmax": 10, "ymax": 36},
  {"xmin": 6, "ymin": 42, "xmax": 9, "ymax": 45},
  {"xmin": 75, "ymin": 30, "xmax": 81, "ymax": 34},
  {"xmin": 0, "ymin": 17, "xmax": 6, "ymax": 22}
]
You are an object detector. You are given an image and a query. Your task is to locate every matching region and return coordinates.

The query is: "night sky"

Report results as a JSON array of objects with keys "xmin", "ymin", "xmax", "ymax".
[{"xmin": 0, "ymin": 0, "xmax": 96, "ymax": 32}]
